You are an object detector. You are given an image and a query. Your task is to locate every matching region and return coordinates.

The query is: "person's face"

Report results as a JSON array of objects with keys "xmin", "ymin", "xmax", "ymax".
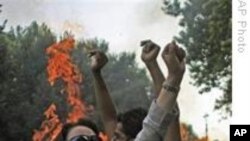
[
  {"xmin": 66, "ymin": 125, "xmax": 99, "ymax": 141},
  {"xmin": 111, "ymin": 122, "xmax": 133, "ymax": 141}
]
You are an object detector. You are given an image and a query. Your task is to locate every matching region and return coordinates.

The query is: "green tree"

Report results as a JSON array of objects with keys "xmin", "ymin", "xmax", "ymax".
[
  {"xmin": 0, "ymin": 22, "xmax": 151, "ymax": 140},
  {"xmin": 162, "ymin": 0, "xmax": 231, "ymax": 115},
  {"xmin": 0, "ymin": 22, "xmax": 59, "ymax": 140},
  {"xmin": 74, "ymin": 38, "xmax": 151, "ymax": 113}
]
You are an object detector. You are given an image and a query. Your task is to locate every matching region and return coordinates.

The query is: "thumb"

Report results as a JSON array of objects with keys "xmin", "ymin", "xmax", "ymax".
[
  {"xmin": 87, "ymin": 49, "xmax": 98, "ymax": 58},
  {"xmin": 168, "ymin": 42, "xmax": 177, "ymax": 55},
  {"xmin": 176, "ymin": 47, "xmax": 186, "ymax": 62}
]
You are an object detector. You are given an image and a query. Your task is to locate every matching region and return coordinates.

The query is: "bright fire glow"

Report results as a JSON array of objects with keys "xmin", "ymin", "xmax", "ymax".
[
  {"xmin": 32, "ymin": 104, "xmax": 63, "ymax": 141},
  {"xmin": 180, "ymin": 123, "xmax": 210, "ymax": 141},
  {"xmin": 32, "ymin": 37, "xmax": 86, "ymax": 141}
]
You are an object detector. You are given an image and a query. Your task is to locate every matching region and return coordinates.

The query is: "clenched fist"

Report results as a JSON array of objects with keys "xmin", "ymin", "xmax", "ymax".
[
  {"xmin": 88, "ymin": 49, "xmax": 108, "ymax": 72},
  {"xmin": 162, "ymin": 41, "xmax": 186, "ymax": 83},
  {"xmin": 140, "ymin": 40, "xmax": 160, "ymax": 64}
]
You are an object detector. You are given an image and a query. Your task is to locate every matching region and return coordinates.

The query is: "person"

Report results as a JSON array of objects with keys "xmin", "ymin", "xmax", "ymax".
[
  {"xmin": 89, "ymin": 41, "xmax": 186, "ymax": 141},
  {"xmin": 114, "ymin": 108, "xmax": 147, "ymax": 141},
  {"xmin": 140, "ymin": 40, "xmax": 182, "ymax": 141},
  {"xmin": 89, "ymin": 49, "xmax": 148, "ymax": 141},
  {"xmin": 62, "ymin": 118, "xmax": 101, "ymax": 141},
  {"xmin": 135, "ymin": 41, "xmax": 185, "ymax": 141}
]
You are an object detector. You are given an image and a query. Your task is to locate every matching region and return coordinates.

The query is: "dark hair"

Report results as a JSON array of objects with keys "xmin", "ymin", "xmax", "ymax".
[
  {"xmin": 117, "ymin": 108, "xmax": 147, "ymax": 139},
  {"xmin": 61, "ymin": 118, "xmax": 99, "ymax": 140}
]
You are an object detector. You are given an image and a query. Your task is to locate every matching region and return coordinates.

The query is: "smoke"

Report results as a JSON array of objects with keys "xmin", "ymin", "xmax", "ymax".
[
  {"xmin": 1, "ymin": 0, "xmax": 86, "ymax": 38},
  {"xmin": 0, "ymin": 1, "xmax": 228, "ymax": 140},
  {"xmin": 134, "ymin": 0, "xmax": 171, "ymax": 25},
  {"xmin": 1, "ymin": 0, "xmax": 49, "ymax": 25},
  {"xmin": 128, "ymin": 0, "xmax": 179, "ymax": 48},
  {"xmin": 60, "ymin": 20, "xmax": 85, "ymax": 37}
]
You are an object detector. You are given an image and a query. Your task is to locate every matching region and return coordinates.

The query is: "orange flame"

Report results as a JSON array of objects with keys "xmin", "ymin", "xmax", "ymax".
[
  {"xmin": 32, "ymin": 37, "xmax": 86, "ymax": 141},
  {"xmin": 46, "ymin": 37, "xmax": 85, "ymax": 123},
  {"xmin": 180, "ymin": 123, "xmax": 210, "ymax": 141},
  {"xmin": 32, "ymin": 104, "xmax": 63, "ymax": 141},
  {"xmin": 99, "ymin": 132, "xmax": 109, "ymax": 141}
]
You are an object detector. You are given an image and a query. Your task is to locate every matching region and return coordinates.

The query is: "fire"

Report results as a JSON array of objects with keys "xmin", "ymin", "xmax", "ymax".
[
  {"xmin": 99, "ymin": 132, "xmax": 108, "ymax": 141},
  {"xmin": 32, "ymin": 104, "xmax": 63, "ymax": 141},
  {"xmin": 180, "ymin": 123, "xmax": 210, "ymax": 141},
  {"xmin": 32, "ymin": 37, "xmax": 86, "ymax": 141},
  {"xmin": 46, "ymin": 37, "xmax": 85, "ymax": 123}
]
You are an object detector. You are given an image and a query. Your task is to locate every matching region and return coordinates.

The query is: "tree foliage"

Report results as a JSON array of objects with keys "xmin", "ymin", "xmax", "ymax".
[
  {"xmin": 0, "ymin": 22, "xmax": 151, "ymax": 140},
  {"xmin": 162, "ymin": 0, "xmax": 232, "ymax": 115}
]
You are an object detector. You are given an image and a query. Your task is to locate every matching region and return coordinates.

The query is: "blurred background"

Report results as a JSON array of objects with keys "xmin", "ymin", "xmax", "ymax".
[{"xmin": 0, "ymin": 0, "xmax": 231, "ymax": 140}]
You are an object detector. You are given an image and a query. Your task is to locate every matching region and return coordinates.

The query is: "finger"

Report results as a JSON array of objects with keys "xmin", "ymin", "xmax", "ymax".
[
  {"xmin": 142, "ymin": 41, "xmax": 153, "ymax": 53},
  {"xmin": 176, "ymin": 47, "xmax": 186, "ymax": 61},
  {"xmin": 143, "ymin": 44, "xmax": 150, "ymax": 53},
  {"xmin": 87, "ymin": 52, "xmax": 96, "ymax": 58},
  {"xmin": 180, "ymin": 58, "xmax": 186, "ymax": 70},
  {"xmin": 145, "ymin": 42, "xmax": 156, "ymax": 52},
  {"xmin": 172, "ymin": 40, "xmax": 180, "ymax": 54},
  {"xmin": 87, "ymin": 49, "xmax": 98, "ymax": 58},
  {"xmin": 165, "ymin": 42, "xmax": 179, "ymax": 55},
  {"xmin": 140, "ymin": 39, "xmax": 151, "ymax": 47},
  {"xmin": 170, "ymin": 41, "xmax": 185, "ymax": 61},
  {"xmin": 162, "ymin": 43, "xmax": 170, "ymax": 55},
  {"xmin": 172, "ymin": 40, "xmax": 176, "ymax": 45},
  {"xmin": 164, "ymin": 42, "xmax": 177, "ymax": 55},
  {"xmin": 162, "ymin": 43, "xmax": 180, "ymax": 63},
  {"xmin": 169, "ymin": 42, "xmax": 179, "ymax": 55}
]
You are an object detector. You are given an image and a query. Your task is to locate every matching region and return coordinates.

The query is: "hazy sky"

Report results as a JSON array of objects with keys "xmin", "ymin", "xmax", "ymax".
[{"xmin": 1, "ymin": 0, "xmax": 229, "ymax": 140}]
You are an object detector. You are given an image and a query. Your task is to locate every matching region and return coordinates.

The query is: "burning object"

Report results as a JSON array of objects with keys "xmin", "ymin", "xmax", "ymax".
[{"xmin": 32, "ymin": 37, "xmax": 86, "ymax": 141}]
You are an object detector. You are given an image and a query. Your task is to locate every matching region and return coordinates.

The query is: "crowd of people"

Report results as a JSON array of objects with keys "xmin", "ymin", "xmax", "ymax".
[{"xmin": 62, "ymin": 40, "xmax": 186, "ymax": 141}]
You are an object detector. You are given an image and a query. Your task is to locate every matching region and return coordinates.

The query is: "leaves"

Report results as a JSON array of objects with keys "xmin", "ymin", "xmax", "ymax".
[
  {"xmin": 0, "ymin": 22, "xmax": 151, "ymax": 139},
  {"xmin": 163, "ymin": 0, "xmax": 232, "ymax": 115}
]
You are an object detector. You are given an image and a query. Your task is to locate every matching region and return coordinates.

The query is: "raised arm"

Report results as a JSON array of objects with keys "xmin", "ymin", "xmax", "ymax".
[
  {"xmin": 141, "ymin": 40, "xmax": 183, "ymax": 141},
  {"xmin": 89, "ymin": 50, "xmax": 117, "ymax": 139},
  {"xmin": 136, "ymin": 42, "xmax": 186, "ymax": 141},
  {"xmin": 141, "ymin": 40, "xmax": 164, "ymax": 97}
]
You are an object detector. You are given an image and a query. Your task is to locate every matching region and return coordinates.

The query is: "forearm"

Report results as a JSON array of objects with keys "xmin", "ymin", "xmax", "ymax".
[
  {"xmin": 92, "ymin": 71, "xmax": 117, "ymax": 138},
  {"xmin": 156, "ymin": 75, "xmax": 183, "ymax": 140},
  {"xmin": 156, "ymin": 74, "xmax": 182, "ymax": 111},
  {"xmin": 137, "ymin": 41, "xmax": 185, "ymax": 140},
  {"xmin": 145, "ymin": 60, "xmax": 165, "ymax": 97},
  {"xmin": 135, "ymin": 100, "xmax": 173, "ymax": 141},
  {"xmin": 147, "ymin": 61, "xmax": 182, "ymax": 140},
  {"xmin": 164, "ymin": 118, "xmax": 181, "ymax": 141},
  {"xmin": 136, "ymin": 76, "xmax": 183, "ymax": 141}
]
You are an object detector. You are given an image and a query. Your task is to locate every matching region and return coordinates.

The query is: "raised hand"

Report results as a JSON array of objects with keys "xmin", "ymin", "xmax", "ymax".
[
  {"xmin": 162, "ymin": 41, "xmax": 186, "ymax": 85},
  {"xmin": 88, "ymin": 49, "xmax": 108, "ymax": 72},
  {"xmin": 140, "ymin": 40, "xmax": 160, "ymax": 64}
]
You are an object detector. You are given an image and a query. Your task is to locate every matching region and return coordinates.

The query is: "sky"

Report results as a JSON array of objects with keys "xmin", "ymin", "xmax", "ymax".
[{"xmin": 1, "ymin": 0, "xmax": 229, "ymax": 140}]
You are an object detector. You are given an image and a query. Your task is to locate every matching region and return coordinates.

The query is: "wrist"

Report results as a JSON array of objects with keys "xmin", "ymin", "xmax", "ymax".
[
  {"xmin": 162, "ymin": 80, "xmax": 180, "ymax": 95},
  {"xmin": 145, "ymin": 60, "xmax": 157, "ymax": 67},
  {"xmin": 91, "ymin": 69, "xmax": 102, "ymax": 75},
  {"xmin": 166, "ymin": 74, "xmax": 183, "ymax": 87}
]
